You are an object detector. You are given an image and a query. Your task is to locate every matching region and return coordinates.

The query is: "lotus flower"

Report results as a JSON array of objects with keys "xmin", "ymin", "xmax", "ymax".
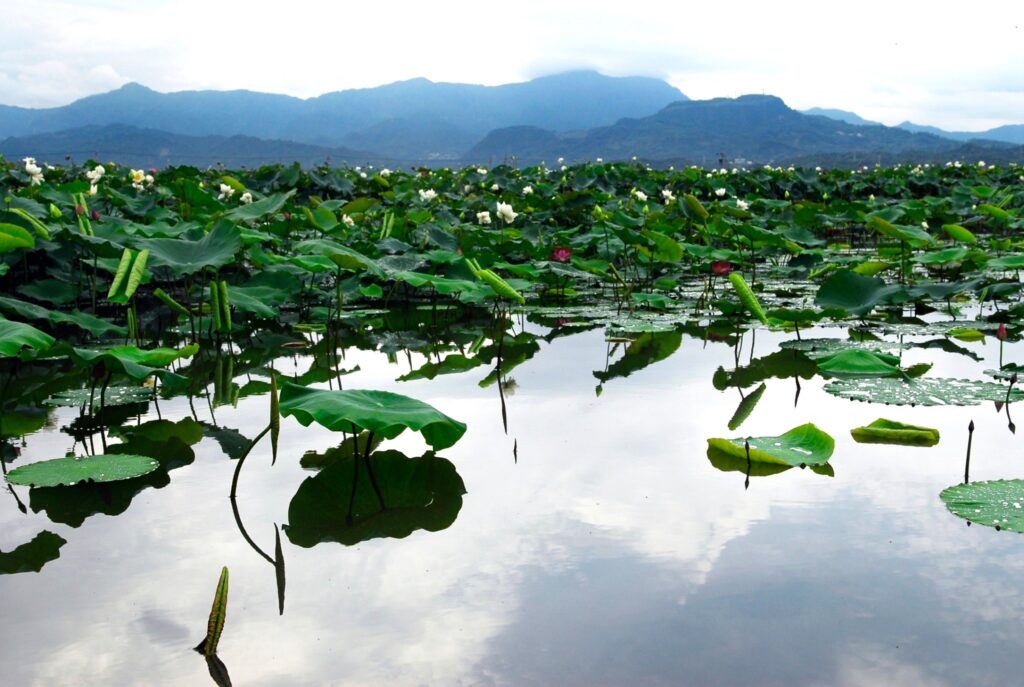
[
  {"xmin": 239, "ymin": 191, "xmax": 253, "ymax": 204},
  {"xmin": 550, "ymin": 246, "xmax": 572, "ymax": 263},
  {"xmin": 711, "ymin": 261, "xmax": 733, "ymax": 276},
  {"xmin": 998, "ymin": 323, "xmax": 1008, "ymax": 341},
  {"xmin": 496, "ymin": 201, "xmax": 517, "ymax": 223},
  {"xmin": 419, "ymin": 188, "xmax": 437, "ymax": 201},
  {"xmin": 476, "ymin": 210, "xmax": 492, "ymax": 225}
]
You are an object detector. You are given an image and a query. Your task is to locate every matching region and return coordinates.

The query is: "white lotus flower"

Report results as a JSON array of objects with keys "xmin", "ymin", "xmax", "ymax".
[
  {"xmin": 379, "ymin": 168, "xmax": 391, "ymax": 177},
  {"xmin": 218, "ymin": 183, "xmax": 235, "ymax": 201},
  {"xmin": 496, "ymin": 201, "xmax": 517, "ymax": 223},
  {"xmin": 85, "ymin": 165, "xmax": 105, "ymax": 183},
  {"xmin": 144, "ymin": 174, "xmax": 154, "ymax": 186},
  {"xmin": 557, "ymin": 157, "xmax": 565, "ymax": 165},
  {"xmin": 522, "ymin": 185, "xmax": 533, "ymax": 195},
  {"xmin": 736, "ymin": 199, "xmax": 750, "ymax": 211},
  {"xmin": 490, "ymin": 183, "xmax": 499, "ymax": 191},
  {"xmin": 631, "ymin": 188, "xmax": 647, "ymax": 202},
  {"xmin": 661, "ymin": 189, "xmax": 676, "ymax": 203},
  {"xmin": 342, "ymin": 213, "xmax": 355, "ymax": 227},
  {"xmin": 418, "ymin": 188, "xmax": 437, "ymax": 201},
  {"xmin": 359, "ymin": 171, "xmax": 367, "ymax": 179},
  {"xmin": 88, "ymin": 184, "xmax": 98, "ymax": 196},
  {"xmin": 239, "ymin": 191, "xmax": 253, "ymax": 204},
  {"xmin": 476, "ymin": 167, "xmax": 487, "ymax": 175},
  {"xmin": 476, "ymin": 210, "xmax": 492, "ymax": 225},
  {"xmin": 714, "ymin": 188, "xmax": 727, "ymax": 197},
  {"xmin": 24, "ymin": 157, "xmax": 44, "ymax": 185},
  {"xmin": 595, "ymin": 157, "xmax": 603, "ymax": 163},
  {"xmin": 921, "ymin": 220, "xmax": 929, "ymax": 229}
]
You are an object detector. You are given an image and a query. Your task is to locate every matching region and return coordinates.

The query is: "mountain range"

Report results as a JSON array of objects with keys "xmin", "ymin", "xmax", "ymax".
[{"xmin": 1, "ymin": 72, "xmax": 1021, "ymax": 168}]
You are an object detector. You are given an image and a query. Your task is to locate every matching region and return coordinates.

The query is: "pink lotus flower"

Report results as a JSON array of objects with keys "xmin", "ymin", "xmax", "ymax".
[
  {"xmin": 91, "ymin": 209, "xmax": 100, "ymax": 221},
  {"xmin": 997, "ymin": 323, "xmax": 1008, "ymax": 341},
  {"xmin": 550, "ymin": 246, "xmax": 572, "ymax": 263},
  {"xmin": 711, "ymin": 261, "xmax": 733, "ymax": 276}
]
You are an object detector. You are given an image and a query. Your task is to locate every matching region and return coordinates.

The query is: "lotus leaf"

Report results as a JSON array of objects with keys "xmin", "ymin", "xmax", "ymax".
[
  {"xmin": 278, "ymin": 383, "xmax": 467, "ymax": 450},
  {"xmin": 706, "ymin": 423, "xmax": 834, "ymax": 467}
]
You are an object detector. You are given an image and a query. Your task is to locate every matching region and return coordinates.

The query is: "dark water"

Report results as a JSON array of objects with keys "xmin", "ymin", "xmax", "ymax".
[{"xmin": 2, "ymin": 319, "xmax": 1023, "ymax": 686}]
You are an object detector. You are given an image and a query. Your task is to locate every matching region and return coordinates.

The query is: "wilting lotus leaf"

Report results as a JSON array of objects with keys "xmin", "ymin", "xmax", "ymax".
[
  {"xmin": 6, "ymin": 453, "xmax": 159, "ymax": 487},
  {"xmin": 940, "ymin": 480, "xmax": 1024, "ymax": 532},
  {"xmin": 0, "ymin": 317, "xmax": 54, "ymax": 358},
  {"xmin": 285, "ymin": 450, "xmax": 466, "ymax": 547},
  {"xmin": 815, "ymin": 349, "xmax": 903, "ymax": 377},
  {"xmin": 0, "ymin": 531, "xmax": 66, "ymax": 574},
  {"xmin": 825, "ymin": 377, "xmax": 1024, "ymax": 406},
  {"xmin": 45, "ymin": 385, "xmax": 154, "ymax": 408},
  {"xmin": 279, "ymin": 383, "xmax": 467, "ymax": 450},
  {"xmin": 706, "ymin": 423, "xmax": 834, "ymax": 467},
  {"xmin": 727, "ymin": 383, "xmax": 766, "ymax": 431},
  {"xmin": 850, "ymin": 419, "xmax": 940, "ymax": 446}
]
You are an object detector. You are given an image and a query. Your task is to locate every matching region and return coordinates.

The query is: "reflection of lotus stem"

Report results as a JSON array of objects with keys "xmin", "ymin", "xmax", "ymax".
[
  {"xmin": 229, "ymin": 423, "xmax": 271, "ymax": 499},
  {"xmin": 964, "ymin": 420, "xmax": 974, "ymax": 484}
]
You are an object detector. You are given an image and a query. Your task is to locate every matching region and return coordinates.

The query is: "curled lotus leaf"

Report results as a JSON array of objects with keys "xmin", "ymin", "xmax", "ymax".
[{"xmin": 706, "ymin": 423, "xmax": 834, "ymax": 467}]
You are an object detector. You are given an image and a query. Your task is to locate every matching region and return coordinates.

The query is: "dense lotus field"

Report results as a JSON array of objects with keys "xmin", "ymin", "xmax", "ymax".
[{"xmin": 2, "ymin": 156, "xmax": 1024, "ymax": 673}]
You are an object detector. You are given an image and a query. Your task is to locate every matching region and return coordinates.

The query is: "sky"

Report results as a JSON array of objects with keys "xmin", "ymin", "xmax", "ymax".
[{"xmin": 1, "ymin": 0, "xmax": 1022, "ymax": 131}]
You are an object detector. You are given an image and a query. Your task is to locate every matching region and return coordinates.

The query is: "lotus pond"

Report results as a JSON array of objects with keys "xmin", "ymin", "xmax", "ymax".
[{"xmin": 2, "ymin": 158, "xmax": 1024, "ymax": 685}]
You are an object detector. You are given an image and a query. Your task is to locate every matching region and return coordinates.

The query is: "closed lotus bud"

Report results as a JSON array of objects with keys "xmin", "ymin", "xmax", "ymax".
[
  {"xmin": 91, "ymin": 209, "xmax": 100, "ymax": 221},
  {"xmin": 75, "ymin": 204, "xmax": 85, "ymax": 216},
  {"xmin": 997, "ymin": 323, "xmax": 1008, "ymax": 340}
]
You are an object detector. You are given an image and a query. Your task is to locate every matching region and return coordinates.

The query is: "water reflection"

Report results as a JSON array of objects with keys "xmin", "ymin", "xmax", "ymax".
[{"xmin": 285, "ymin": 449, "xmax": 466, "ymax": 547}]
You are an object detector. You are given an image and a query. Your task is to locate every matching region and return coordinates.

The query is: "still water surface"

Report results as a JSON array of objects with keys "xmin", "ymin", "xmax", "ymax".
[{"xmin": 2, "ymin": 317, "xmax": 1023, "ymax": 686}]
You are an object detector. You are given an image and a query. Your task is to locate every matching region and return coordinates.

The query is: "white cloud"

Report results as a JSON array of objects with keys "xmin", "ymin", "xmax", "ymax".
[{"xmin": 0, "ymin": 1, "xmax": 1022, "ymax": 129}]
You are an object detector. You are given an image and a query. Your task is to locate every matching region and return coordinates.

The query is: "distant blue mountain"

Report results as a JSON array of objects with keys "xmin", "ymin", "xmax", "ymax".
[
  {"xmin": 802, "ymin": 108, "xmax": 882, "ymax": 127},
  {"xmin": 468, "ymin": 94, "xmax": 1019, "ymax": 166},
  {"xmin": 0, "ymin": 71, "xmax": 687, "ymax": 161},
  {"xmin": 803, "ymin": 107, "xmax": 1024, "ymax": 146}
]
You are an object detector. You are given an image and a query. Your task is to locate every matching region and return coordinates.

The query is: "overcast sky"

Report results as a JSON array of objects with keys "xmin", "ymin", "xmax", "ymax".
[{"xmin": 1, "ymin": 0, "xmax": 1022, "ymax": 131}]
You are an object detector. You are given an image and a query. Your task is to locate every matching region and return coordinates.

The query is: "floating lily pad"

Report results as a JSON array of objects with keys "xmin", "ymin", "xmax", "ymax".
[
  {"xmin": 45, "ymin": 385, "xmax": 154, "ymax": 408},
  {"xmin": 940, "ymin": 480, "xmax": 1024, "ymax": 532},
  {"xmin": 850, "ymin": 419, "xmax": 940, "ymax": 446},
  {"xmin": 706, "ymin": 423, "xmax": 834, "ymax": 467},
  {"xmin": 824, "ymin": 377, "xmax": 1024, "ymax": 406},
  {"xmin": 6, "ymin": 453, "xmax": 159, "ymax": 487}
]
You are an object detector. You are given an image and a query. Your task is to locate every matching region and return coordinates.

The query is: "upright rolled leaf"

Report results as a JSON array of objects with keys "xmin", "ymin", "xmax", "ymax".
[
  {"xmin": 125, "ymin": 249, "xmax": 149, "ymax": 299},
  {"xmin": 195, "ymin": 566, "xmax": 229, "ymax": 656},
  {"xmin": 9, "ymin": 208, "xmax": 51, "ymax": 240},
  {"xmin": 209, "ymin": 281, "xmax": 223, "ymax": 333},
  {"xmin": 728, "ymin": 272, "xmax": 768, "ymax": 324},
  {"xmin": 107, "ymin": 248, "xmax": 134, "ymax": 300},
  {"xmin": 218, "ymin": 281, "xmax": 231, "ymax": 333}
]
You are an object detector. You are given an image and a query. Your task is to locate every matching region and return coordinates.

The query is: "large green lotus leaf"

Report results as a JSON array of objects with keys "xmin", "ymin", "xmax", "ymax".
[
  {"xmin": 866, "ymin": 215, "xmax": 934, "ymax": 244},
  {"xmin": 0, "ymin": 531, "xmax": 66, "ymax": 575},
  {"xmin": 825, "ymin": 377, "xmax": 1024, "ymax": 406},
  {"xmin": 706, "ymin": 423, "xmax": 834, "ymax": 467},
  {"xmin": 815, "ymin": 349, "xmax": 902, "ymax": 377},
  {"xmin": 815, "ymin": 270, "xmax": 906, "ymax": 316},
  {"xmin": 279, "ymin": 383, "xmax": 467, "ymax": 450},
  {"xmin": 850, "ymin": 419, "xmax": 940, "ymax": 446},
  {"xmin": 940, "ymin": 480, "xmax": 1024, "ymax": 532},
  {"xmin": 285, "ymin": 450, "xmax": 466, "ymax": 547},
  {"xmin": 0, "ymin": 317, "xmax": 54, "ymax": 358},
  {"xmin": 67, "ymin": 344, "xmax": 197, "ymax": 382},
  {"xmin": 294, "ymin": 239, "xmax": 385, "ymax": 278},
  {"xmin": 223, "ymin": 190, "xmax": 294, "ymax": 222},
  {"xmin": 6, "ymin": 453, "xmax": 159, "ymax": 487},
  {"xmin": 138, "ymin": 221, "xmax": 242, "ymax": 275},
  {"xmin": 0, "ymin": 297, "xmax": 127, "ymax": 338},
  {"xmin": 0, "ymin": 222, "xmax": 35, "ymax": 253}
]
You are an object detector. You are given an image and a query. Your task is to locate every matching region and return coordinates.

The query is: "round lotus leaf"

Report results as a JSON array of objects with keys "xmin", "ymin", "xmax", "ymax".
[
  {"xmin": 825, "ymin": 377, "xmax": 1024, "ymax": 406},
  {"xmin": 6, "ymin": 454, "xmax": 160, "ymax": 488},
  {"xmin": 940, "ymin": 480, "xmax": 1024, "ymax": 533}
]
